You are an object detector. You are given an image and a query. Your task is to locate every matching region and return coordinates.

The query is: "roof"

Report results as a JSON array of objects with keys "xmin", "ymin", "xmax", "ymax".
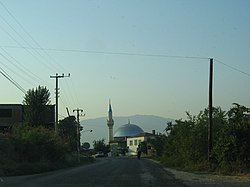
[
  {"xmin": 127, "ymin": 132, "xmax": 156, "ymax": 138},
  {"xmin": 0, "ymin": 104, "xmax": 22, "ymax": 107},
  {"xmin": 114, "ymin": 123, "xmax": 144, "ymax": 138}
]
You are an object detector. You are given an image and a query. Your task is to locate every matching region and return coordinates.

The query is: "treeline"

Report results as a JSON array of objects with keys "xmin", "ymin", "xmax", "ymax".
[
  {"xmin": 0, "ymin": 86, "xmax": 91, "ymax": 176},
  {"xmin": 149, "ymin": 103, "xmax": 250, "ymax": 174}
]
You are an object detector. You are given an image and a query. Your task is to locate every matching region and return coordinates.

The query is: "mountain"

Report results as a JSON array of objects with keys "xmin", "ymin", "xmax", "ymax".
[{"xmin": 80, "ymin": 115, "xmax": 174, "ymax": 147}]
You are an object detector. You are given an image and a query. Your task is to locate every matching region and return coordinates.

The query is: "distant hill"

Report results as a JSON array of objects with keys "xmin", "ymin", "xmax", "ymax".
[{"xmin": 80, "ymin": 115, "xmax": 174, "ymax": 147}]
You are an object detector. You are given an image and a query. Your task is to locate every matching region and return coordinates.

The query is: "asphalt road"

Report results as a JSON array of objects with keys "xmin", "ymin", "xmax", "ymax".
[{"xmin": 1, "ymin": 157, "xmax": 186, "ymax": 187}]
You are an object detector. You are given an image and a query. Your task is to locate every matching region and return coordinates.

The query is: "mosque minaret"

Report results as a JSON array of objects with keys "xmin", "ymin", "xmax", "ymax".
[{"xmin": 107, "ymin": 100, "xmax": 114, "ymax": 143}]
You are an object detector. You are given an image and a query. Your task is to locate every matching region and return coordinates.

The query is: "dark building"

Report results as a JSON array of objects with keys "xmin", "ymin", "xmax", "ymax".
[
  {"xmin": 0, "ymin": 104, "xmax": 55, "ymax": 131},
  {"xmin": 0, "ymin": 104, "xmax": 23, "ymax": 131}
]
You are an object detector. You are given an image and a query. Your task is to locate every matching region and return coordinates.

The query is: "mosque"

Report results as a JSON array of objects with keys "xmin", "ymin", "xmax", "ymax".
[{"xmin": 107, "ymin": 101, "xmax": 156, "ymax": 156}]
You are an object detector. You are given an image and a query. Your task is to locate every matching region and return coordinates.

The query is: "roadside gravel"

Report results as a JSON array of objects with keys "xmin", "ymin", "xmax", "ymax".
[
  {"xmin": 150, "ymin": 159, "xmax": 249, "ymax": 187},
  {"xmin": 164, "ymin": 167, "xmax": 250, "ymax": 187}
]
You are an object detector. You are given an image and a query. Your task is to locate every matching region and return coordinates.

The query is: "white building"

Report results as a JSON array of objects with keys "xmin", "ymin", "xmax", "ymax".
[
  {"xmin": 109, "ymin": 120, "xmax": 144, "ymax": 156},
  {"xmin": 126, "ymin": 131, "xmax": 156, "ymax": 156},
  {"xmin": 106, "ymin": 102, "xmax": 157, "ymax": 157}
]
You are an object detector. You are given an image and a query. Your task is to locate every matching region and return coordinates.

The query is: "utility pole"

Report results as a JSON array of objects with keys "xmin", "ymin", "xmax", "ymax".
[
  {"xmin": 73, "ymin": 108, "xmax": 84, "ymax": 163},
  {"xmin": 208, "ymin": 58, "xmax": 213, "ymax": 163},
  {"xmin": 50, "ymin": 73, "xmax": 70, "ymax": 134},
  {"xmin": 66, "ymin": 107, "xmax": 70, "ymax": 117}
]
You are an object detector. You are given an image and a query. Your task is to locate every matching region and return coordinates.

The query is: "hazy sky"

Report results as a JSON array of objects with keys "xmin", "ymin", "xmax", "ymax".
[{"xmin": 0, "ymin": 0, "xmax": 249, "ymax": 121}]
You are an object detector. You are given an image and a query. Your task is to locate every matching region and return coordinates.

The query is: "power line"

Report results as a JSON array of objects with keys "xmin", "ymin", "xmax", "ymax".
[
  {"xmin": 0, "ymin": 2, "xmax": 80, "ymax": 116},
  {"xmin": 0, "ymin": 1, "xmax": 62, "ymax": 70},
  {"xmin": 0, "ymin": 2, "xmax": 78, "ymax": 118},
  {"xmin": 0, "ymin": 65, "xmax": 26, "ymax": 94},
  {"xmin": 0, "ymin": 0, "xmax": 73, "ymax": 76},
  {"xmin": 214, "ymin": 59, "xmax": 250, "ymax": 77},
  {"xmin": 0, "ymin": 50, "xmax": 39, "ymax": 87},
  {"xmin": 1, "ymin": 45, "xmax": 249, "ymax": 78},
  {"xmin": 0, "ymin": 10, "xmax": 58, "ymax": 71},
  {"xmin": 0, "ymin": 45, "xmax": 210, "ymax": 60},
  {"xmin": 0, "ymin": 47, "xmax": 44, "ymax": 85},
  {"xmin": 0, "ymin": 23, "xmax": 56, "ymax": 76}
]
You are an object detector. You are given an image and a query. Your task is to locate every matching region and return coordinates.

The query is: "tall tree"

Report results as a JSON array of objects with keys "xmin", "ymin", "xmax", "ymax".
[
  {"xmin": 23, "ymin": 86, "xmax": 52, "ymax": 127},
  {"xmin": 58, "ymin": 116, "xmax": 77, "ymax": 152}
]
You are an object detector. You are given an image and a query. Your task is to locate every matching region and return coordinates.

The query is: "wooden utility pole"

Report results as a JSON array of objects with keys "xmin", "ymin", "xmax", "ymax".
[
  {"xmin": 50, "ymin": 73, "xmax": 70, "ymax": 134},
  {"xmin": 208, "ymin": 58, "xmax": 213, "ymax": 162},
  {"xmin": 73, "ymin": 108, "xmax": 84, "ymax": 162}
]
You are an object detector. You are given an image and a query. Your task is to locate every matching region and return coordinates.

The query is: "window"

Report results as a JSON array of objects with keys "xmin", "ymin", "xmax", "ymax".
[
  {"xmin": 139, "ymin": 140, "xmax": 141, "ymax": 145},
  {"xmin": 134, "ymin": 140, "xmax": 138, "ymax": 146},
  {"xmin": 129, "ymin": 140, "xmax": 133, "ymax": 146},
  {"xmin": 0, "ymin": 109, "xmax": 12, "ymax": 118}
]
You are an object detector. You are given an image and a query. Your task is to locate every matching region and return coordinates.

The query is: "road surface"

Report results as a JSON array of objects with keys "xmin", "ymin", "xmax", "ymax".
[{"xmin": 1, "ymin": 157, "xmax": 186, "ymax": 187}]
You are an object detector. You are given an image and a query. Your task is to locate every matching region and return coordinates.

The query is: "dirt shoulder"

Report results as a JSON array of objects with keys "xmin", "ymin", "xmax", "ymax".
[
  {"xmin": 164, "ymin": 167, "xmax": 250, "ymax": 187},
  {"xmin": 149, "ymin": 159, "xmax": 249, "ymax": 186}
]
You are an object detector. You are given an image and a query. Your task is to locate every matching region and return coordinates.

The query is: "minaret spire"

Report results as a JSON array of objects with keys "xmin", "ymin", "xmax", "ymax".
[
  {"xmin": 109, "ymin": 99, "xmax": 112, "ymax": 113},
  {"xmin": 107, "ymin": 99, "xmax": 114, "ymax": 143}
]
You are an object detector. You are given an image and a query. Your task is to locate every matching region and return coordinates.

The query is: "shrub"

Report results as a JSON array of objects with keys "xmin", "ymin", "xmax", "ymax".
[{"xmin": 11, "ymin": 125, "xmax": 69, "ymax": 163}]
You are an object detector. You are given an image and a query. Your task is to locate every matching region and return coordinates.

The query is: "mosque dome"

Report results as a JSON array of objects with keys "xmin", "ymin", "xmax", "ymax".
[{"xmin": 114, "ymin": 122, "xmax": 144, "ymax": 138}]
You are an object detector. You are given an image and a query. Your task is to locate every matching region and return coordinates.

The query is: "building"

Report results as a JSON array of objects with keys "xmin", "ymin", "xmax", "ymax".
[
  {"xmin": 110, "ymin": 120, "xmax": 144, "ymax": 156},
  {"xmin": 0, "ymin": 104, "xmax": 55, "ymax": 131},
  {"xmin": 0, "ymin": 104, "xmax": 23, "ymax": 131},
  {"xmin": 106, "ymin": 102, "xmax": 157, "ymax": 157},
  {"xmin": 114, "ymin": 120, "xmax": 144, "ymax": 138},
  {"xmin": 126, "ymin": 131, "xmax": 156, "ymax": 156}
]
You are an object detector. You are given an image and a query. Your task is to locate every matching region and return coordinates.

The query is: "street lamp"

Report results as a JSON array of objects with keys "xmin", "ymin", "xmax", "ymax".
[
  {"xmin": 82, "ymin": 129, "xmax": 93, "ymax": 133},
  {"xmin": 81, "ymin": 130, "xmax": 93, "ymax": 153},
  {"xmin": 81, "ymin": 130, "xmax": 93, "ymax": 145}
]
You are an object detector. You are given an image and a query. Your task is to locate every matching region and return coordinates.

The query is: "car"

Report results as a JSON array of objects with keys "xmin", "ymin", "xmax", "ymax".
[{"xmin": 94, "ymin": 151, "xmax": 105, "ymax": 158}]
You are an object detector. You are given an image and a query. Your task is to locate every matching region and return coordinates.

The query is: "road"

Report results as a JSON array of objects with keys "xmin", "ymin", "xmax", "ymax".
[{"xmin": 1, "ymin": 157, "xmax": 186, "ymax": 187}]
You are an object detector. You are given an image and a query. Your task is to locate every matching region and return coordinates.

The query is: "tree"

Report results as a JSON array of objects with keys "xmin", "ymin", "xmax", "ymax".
[
  {"xmin": 162, "ymin": 107, "xmax": 228, "ymax": 169},
  {"xmin": 58, "ymin": 116, "xmax": 77, "ymax": 152},
  {"xmin": 148, "ymin": 135, "xmax": 167, "ymax": 158},
  {"xmin": 23, "ymin": 86, "xmax": 52, "ymax": 127},
  {"xmin": 213, "ymin": 103, "xmax": 250, "ymax": 173},
  {"xmin": 93, "ymin": 139, "xmax": 110, "ymax": 155}
]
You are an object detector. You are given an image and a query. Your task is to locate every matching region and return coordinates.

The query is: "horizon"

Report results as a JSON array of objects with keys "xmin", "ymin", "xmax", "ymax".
[
  {"xmin": 82, "ymin": 113, "xmax": 175, "ymax": 121},
  {"xmin": 0, "ymin": 0, "xmax": 249, "ymax": 121},
  {"xmin": 81, "ymin": 114, "xmax": 173, "ymax": 145}
]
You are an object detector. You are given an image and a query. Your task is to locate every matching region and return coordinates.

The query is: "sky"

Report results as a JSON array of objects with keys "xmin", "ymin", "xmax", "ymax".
[{"xmin": 0, "ymin": 0, "xmax": 249, "ymax": 122}]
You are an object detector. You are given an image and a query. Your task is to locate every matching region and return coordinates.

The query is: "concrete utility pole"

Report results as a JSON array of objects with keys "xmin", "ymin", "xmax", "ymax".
[
  {"xmin": 50, "ymin": 73, "xmax": 70, "ymax": 134},
  {"xmin": 208, "ymin": 58, "xmax": 213, "ymax": 163},
  {"xmin": 73, "ymin": 108, "xmax": 84, "ymax": 163}
]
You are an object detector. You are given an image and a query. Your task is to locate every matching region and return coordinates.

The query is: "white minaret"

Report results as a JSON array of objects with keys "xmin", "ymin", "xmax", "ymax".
[{"xmin": 107, "ymin": 100, "xmax": 114, "ymax": 143}]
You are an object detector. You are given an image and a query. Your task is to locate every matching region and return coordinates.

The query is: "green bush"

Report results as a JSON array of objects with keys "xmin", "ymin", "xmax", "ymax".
[
  {"xmin": 1, "ymin": 125, "xmax": 94, "ymax": 176},
  {"xmin": 11, "ymin": 125, "xmax": 69, "ymax": 163},
  {"xmin": 157, "ymin": 104, "xmax": 250, "ymax": 174}
]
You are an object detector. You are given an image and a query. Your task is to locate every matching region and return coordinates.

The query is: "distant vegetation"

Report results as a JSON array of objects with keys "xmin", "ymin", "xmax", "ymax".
[
  {"xmin": 93, "ymin": 139, "xmax": 110, "ymax": 155},
  {"xmin": 0, "ymin": 86, "xmax": 93, "ymax": 176},
  {"xmin": 149, "ymin": 103, "xmax": 250, "ymax": 174}
]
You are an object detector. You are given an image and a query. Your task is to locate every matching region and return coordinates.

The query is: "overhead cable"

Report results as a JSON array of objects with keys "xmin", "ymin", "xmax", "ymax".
[
  {"xmin": 214, "ymin": 59, "xmax": 250, "ymax": 77},
  {"xmin": 0, "ymin": 45, "xmax": 210, "ymax": 60},
  {"xmin": 0, "ymin": 65, "xmax": 26, "ymax": 94}
]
